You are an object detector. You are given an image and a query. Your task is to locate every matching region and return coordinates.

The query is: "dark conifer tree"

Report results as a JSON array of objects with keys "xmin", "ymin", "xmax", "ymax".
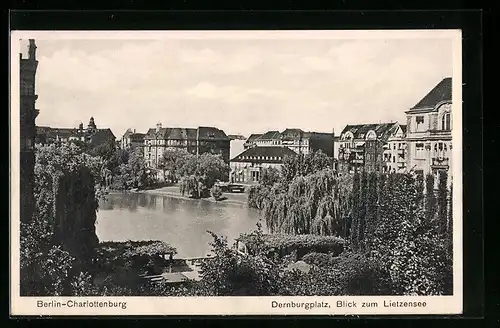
[
  {"xmin": 437, "ymin": 171, "xmax": 449, "ymax": 234},
  {"xmin": 350, "ymin": 170, "xmax": 361, "ymax": 251},
  {"xmin": 364, "ymin": 172, "xmax": 378, "ymax": 251},
  {"xmin": 425, "ymin": 173, "xmax": 437, "ymax": 224},
  {"xmin": 358, "ymin": 171, "xmax": 368, "ymax": 252}
]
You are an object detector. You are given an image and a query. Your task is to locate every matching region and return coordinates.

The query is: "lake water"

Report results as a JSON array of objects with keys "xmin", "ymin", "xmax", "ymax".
[{"xmin": 96, "ymin": 192, "xmax": 263, "ymax": 258}]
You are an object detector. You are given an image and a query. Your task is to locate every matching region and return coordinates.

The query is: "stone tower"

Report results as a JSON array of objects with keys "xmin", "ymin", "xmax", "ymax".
[
  {"xmin": 20, "ymin": 39, "xmax": 39, "ymax": 223},
  {"xmin": 87, "ymin": 116, "xmax": 97, "ymax": 133}
]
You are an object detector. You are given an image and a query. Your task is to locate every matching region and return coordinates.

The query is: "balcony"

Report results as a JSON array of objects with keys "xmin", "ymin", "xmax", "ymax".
[{"xmin": 431, "ymin": 157, "xmax": 450, "ymax": 168}]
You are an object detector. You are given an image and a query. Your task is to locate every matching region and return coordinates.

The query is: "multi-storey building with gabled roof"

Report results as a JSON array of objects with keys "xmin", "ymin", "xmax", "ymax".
[
  {"xmin": 242, "ymin": 128, "xmax": 335, "ymax": 157},
  {"xmin": 143, "ymin": 123, "xmax": 231, "ymax": 176},
  {"xmin": 405, "ymin": 77, "xmax": 452, "ymax": 186},
  {"xmin": 338, "ymin": 122, "xmax": 400, "ymax": 174}
]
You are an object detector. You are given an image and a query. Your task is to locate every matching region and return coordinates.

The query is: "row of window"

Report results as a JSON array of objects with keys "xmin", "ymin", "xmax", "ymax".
[
  {"xmin": 239, "ymin": 155, "xmax": 283, "ymax": 161},
  {"xmin": 145, "ymin": 140, "xmax": 197, "ymax": 146},
  {"xmin": 414, "ymin": 113, "xmax": 451, "ymax": 131}
]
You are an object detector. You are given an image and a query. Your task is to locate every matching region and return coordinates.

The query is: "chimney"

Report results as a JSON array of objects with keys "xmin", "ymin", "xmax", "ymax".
[
  {"xmin": 133, "ymin": 129, "xmax": 136, "ymax": 133},
  {"xmin": 156, "ymin": 122, "xmax": 162, "ymax": 133}
]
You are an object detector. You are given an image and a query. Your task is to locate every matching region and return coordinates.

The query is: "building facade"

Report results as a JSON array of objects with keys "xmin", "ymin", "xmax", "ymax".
[
  {"xmin": 20, "ymin": 39, "xmax": 39, "ymax": 223},
  {"xmin": 243, "ymin": 128, "xmax": 335, "ymax": 157},
  {"xmin": 143, "ymin": 123, "xmax": 231, "ymax": 171},
  {"xmin": 35, "ymin": 117, "xmax": 116, "ymax": 147},
  {"xmin": 121, "ymin": 128, "xmax": 145, "ymax": 150},
  {"xmin": 405, "ymin": 77, "xmax": 452, "ymax": 185},
  {"xmin": 383, "ymin": 124, "xmax": 407, "ymax": 173},
  {"xmin": 338, "ymin": 123, "xmax": 399, "ymax": 173},
  {"xmin": 229, "ymin": 146, "xmax": 297, "ymax": 183}
]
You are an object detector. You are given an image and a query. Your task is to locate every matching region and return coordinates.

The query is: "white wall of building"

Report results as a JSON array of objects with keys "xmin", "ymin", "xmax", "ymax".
[{"xmin": 230, "ymin": 140, "xmax": 246, "ymax": 160}]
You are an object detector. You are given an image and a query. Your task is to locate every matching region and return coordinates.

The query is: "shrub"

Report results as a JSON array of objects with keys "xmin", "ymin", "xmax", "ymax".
[
  {"xmin": 239, "ymin": 233, "xmax": 345, "ymax": 259},
  {"xmin": 302, "ymin": 252, "xmax": 334, "ymax": 267},
  {"xmin": 211, "ymin": 185, "xmax": 223, "ymax": 201}
]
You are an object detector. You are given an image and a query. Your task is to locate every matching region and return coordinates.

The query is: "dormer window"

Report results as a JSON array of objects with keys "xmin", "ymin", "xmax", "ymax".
[
  {"xmin": 415, "ymin": 115, "xmax": 426, "ymax": 132},
  {"xmin": 442, "ymin": 113, "xmax": 451, "ymax": 130}
]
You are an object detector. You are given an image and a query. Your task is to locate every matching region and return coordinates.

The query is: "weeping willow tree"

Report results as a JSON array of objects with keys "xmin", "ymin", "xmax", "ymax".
[{"xmin": 261, "ymin": 168, "xmax": 350, "ymax": 237}]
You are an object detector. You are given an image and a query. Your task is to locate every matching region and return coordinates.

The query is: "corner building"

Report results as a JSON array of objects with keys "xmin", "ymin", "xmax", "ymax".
[{"xmin": 405, "ymin": 77, "xmax": 452, "ymax": 185}]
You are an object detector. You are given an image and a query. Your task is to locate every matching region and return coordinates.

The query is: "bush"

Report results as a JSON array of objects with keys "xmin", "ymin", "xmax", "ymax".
[
  {"xmin": 302, "ymin": 252, "xmax": 334, "ymax": 267},
  {"xmin": 333, "ymin": 252, "xmax": 393, "ymax": 296},
  {"xmin": 239, "ymin": 233, "xmax": 345, "ymax": 259}
]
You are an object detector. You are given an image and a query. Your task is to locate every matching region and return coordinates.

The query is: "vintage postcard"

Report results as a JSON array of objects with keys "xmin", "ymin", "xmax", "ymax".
[{"xmin": 10, "ymin": 30, "xmax": 462, "ymax": 316}]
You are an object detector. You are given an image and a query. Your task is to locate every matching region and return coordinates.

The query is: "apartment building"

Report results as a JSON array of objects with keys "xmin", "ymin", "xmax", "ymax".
[
  {"xmin": 405, "ymin": 77, "xmax": 452, "ymax": 185},
  {"xmin": 143, "ymin": 123, "xmax": 231, "ymax": 171}
]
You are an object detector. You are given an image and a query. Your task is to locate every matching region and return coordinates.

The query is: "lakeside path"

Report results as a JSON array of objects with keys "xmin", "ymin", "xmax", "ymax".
[{"xmin": 140, "ymin": 185, "xmax": 249, "ymax": 206}]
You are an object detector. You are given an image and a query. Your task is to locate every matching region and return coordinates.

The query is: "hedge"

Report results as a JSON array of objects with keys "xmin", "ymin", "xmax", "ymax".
[
  {"xmin": 98, "ymin": 240, "xmax": 177, "ymax": 258},
  {"xmin": 238, "ymin": 234, "xmax": 345, "ymax": 258}
]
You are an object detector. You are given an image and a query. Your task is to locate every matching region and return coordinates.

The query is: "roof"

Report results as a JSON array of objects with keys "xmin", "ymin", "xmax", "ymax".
[
  {"xmin": 245, "ymin": 134, "xmax": 263, "ymax": 143},
  {"xmin": 257, "ymin": 131, "xmax": 281, "ymax": 140},
  {"xmin": 280, "ymin": 128, "xmax": 305, "ymax": 140},
  {"xmin": 122, "ymin": 128, "xmax": 134, "ymax": 139},
  {"xmin": 130, "ymin": 132, "xmax": 145, "ymax": 138},
  {"xmin": 228, "ymin": 134, "xmax": 246, "ymax": 140},
  {"xmin": 198, "ymin": 126, "xmax": 230, "ymax": 140},
  {"xmin": 410, "ymin": 77, "xmax": 452, "ymax": 111},
  {"xmin": 36, "ymin": 126, "xmax": 81, "ymax": 139},
  {"xmin": 144, "ymin": 126, "xmax": 229, "ymax": 141},
  {"xmin": 230, "ymin": 146, "xmax": 297, "ymax": 163},
  {"xmin": 89, "ymin": 129, "xmax": 116, "ymax": 146},
  {"xmin": 340, "ymin": 123, "xmax": 398, "ymax": 142},
  {"xmin": 400, "ymin": 125, "xmax": 407, "ymax": 134}
]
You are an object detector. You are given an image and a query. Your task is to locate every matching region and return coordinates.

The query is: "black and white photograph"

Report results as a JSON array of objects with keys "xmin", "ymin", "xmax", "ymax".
[{"xmin": 11, "ymin": 30, "xmax": 462, "ymax": 315}]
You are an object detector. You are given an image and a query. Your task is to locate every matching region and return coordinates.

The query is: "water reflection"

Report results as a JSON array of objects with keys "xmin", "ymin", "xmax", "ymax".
[{"xmin": 96, "ymin": 192, "xmax": 263, "ymax": 258}]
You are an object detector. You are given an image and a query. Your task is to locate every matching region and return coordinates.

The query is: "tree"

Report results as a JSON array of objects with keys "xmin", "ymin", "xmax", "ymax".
[
  {"xmin": 21, "ymin": 143, "xmax": 103, "ymax": 296},
  {"xmin": 88, "ymin": 139, "xmax": 117, "ymax": 162},
  {"xmin": 177, "ymin": 153, "xmax": 229, "ymax": 198},
  {"xmin": 159, "ymin": 148, "xmax": 191, "ymax": 183},
  {"xmin": 259, "ymin": 167, "xmax": 281, "ymax": 187},
  {"xmin": 281, "ymin": 150, "xmax": 331, "ymax": 184},
  {"xmin": 357, "ymin": 171, "xmax": 368, "ymax": 251},
  {"xmin": 425, "ymin": 173, "xmax": 437, "ymax": 224},
  {"xmin": 350, "ymin": 171, "xmax": 361, "ymax": 250},
  {"xmin": 364, "ymin": 172, "xmax": 378, "ymax": 252},
  {"xmin": 260, "ymin": 168, "xmax": 349, "ymax": 236},
  {"xmin": 196, "ymin": 230, "xmax": 281, "ymax": 296},
  {"xmin": 370, "ymin": 173, "xmax": 452, "ymax": 295},
  {"xmin": 112, "ymin": 147, "xmax": 152, "ymax": 190},
  {"xmin": 437, "ymin": 171, "xmax": 449, "ymax": 235}
]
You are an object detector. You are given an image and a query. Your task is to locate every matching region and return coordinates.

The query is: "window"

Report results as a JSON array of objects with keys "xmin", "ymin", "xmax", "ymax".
[
  {"xmin": 416, "ymin": 116, "xmax": 425, "ymax": 132},
  {"xmin": 442, "ymin": 113, "xmax": 451, "ymax": 130},
  {"xmin": 415, "ymin": 143, "xmax": 425, "ymax": 158}
]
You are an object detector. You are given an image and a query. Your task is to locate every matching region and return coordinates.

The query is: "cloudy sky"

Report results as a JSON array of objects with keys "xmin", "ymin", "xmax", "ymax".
[{"xmin": 19, "ymin": 32, "xmax": 454, "ymax": 139}]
